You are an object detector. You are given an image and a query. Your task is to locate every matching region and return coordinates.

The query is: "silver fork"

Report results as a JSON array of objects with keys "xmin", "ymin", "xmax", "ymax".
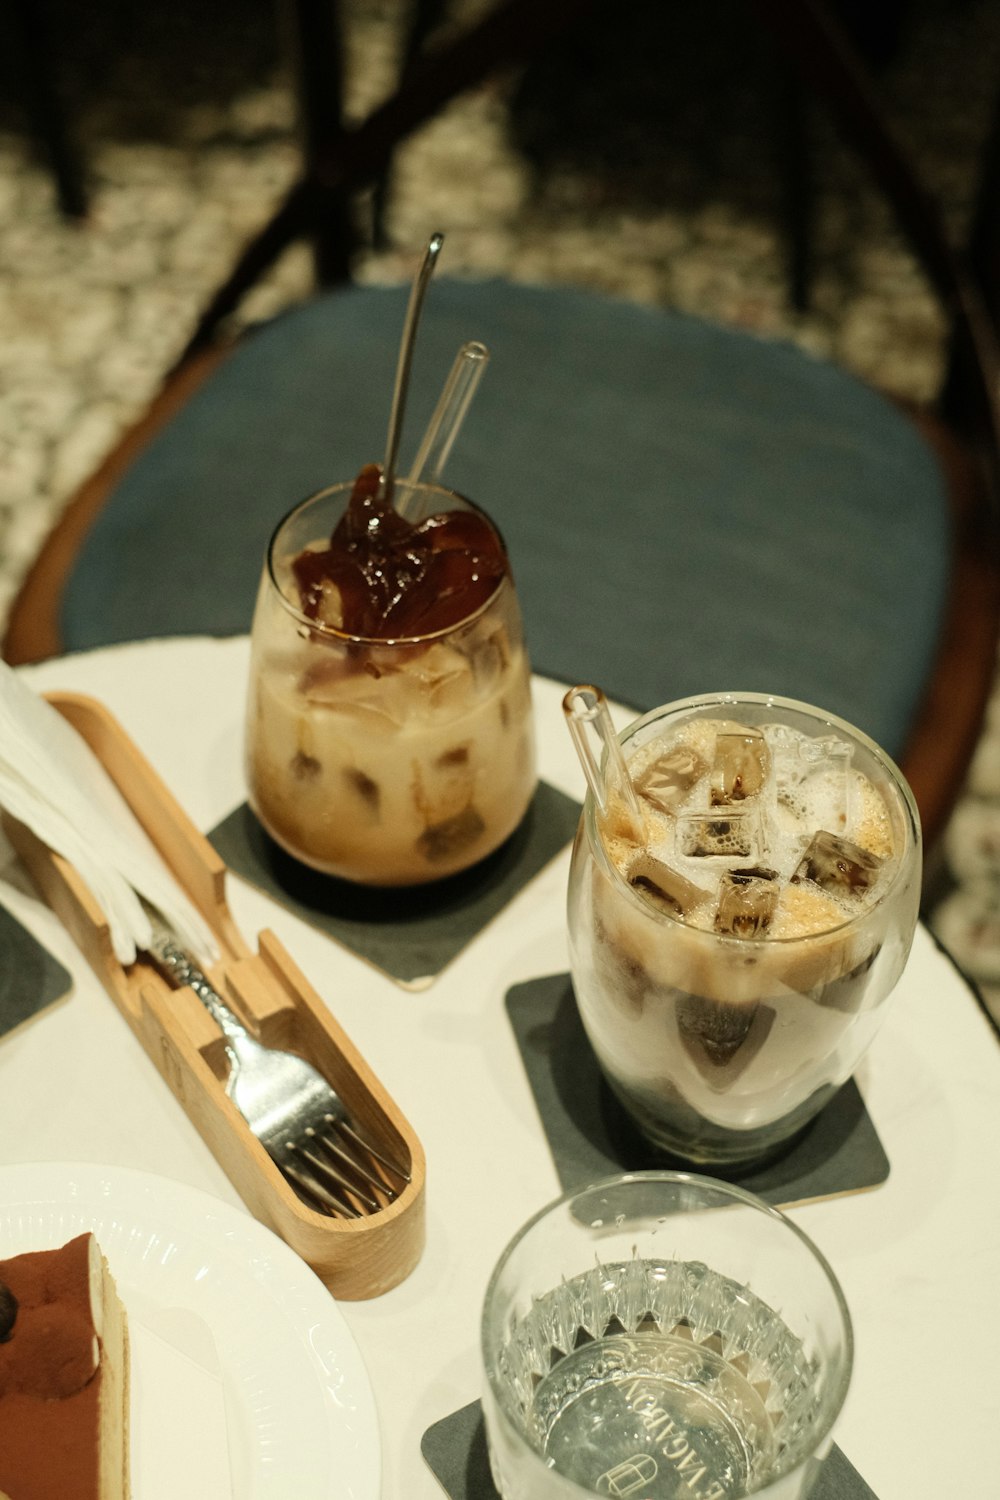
[{"xmin": 144, "ymin": 918, "xmax": 410, "ymax": 1218}]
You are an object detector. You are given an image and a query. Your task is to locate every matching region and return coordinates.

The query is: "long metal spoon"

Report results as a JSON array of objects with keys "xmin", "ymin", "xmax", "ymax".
[{"xmin": 379, "ymin": 230, "xmax": 445, "ymax": 504}]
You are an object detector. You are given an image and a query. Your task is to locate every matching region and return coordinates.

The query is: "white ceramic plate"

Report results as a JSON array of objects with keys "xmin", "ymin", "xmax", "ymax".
[{"xmin": 0, "ymin": 1162, "xmax": 380, "ymax": 1500}]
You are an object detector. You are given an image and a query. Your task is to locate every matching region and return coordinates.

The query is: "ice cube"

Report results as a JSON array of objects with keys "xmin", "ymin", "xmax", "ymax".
[
  {"xmin": 298, "ymin": 654, "xmax": 353, "ymax": 700},
  {"xmin": 300, "ymin": 654, "xmax": 408, "ymax": 729},
  {"xmin": 412, "ymin": 743, "xmax": 476, "ymax": 825},
  {"xmin": 677, "ymin": 994, "xmax": 776, "ymax": 1072},
  {"xmin": 314, "ymin": 578, "xmax": 344, "ymax": 629},
  {"xmin": 764, "ymin": 723, "xmax": 808, "ymax": 795},
  {"xmin": 714, "ymin": 867, "xmax": 779, "ymax": 937},
  {"xmin": 627, "ymin": 851, "xmax": 710, "ymax": 918},
  {"xmin": 678, "ymin": 810, "xmax": 761, "ymax": 859},
  {"xmin": 316, "ymin": 694, "xmax": 405, "ymax": 734},
  {"xmin": 417, "ymin": 806, "xmax": 486, "ymax": 864},
  {"xmin": 467, "ymin": 624, "xmax": 509, "ymax": 692},
  {"xmin": 798, "ymin": 736, "xmax": 852, "ymax": 831},
  {"xmin": 792, "ymin": 830, "xmax": 882, "ymax": 893},
  {"xmin": 710, "ymin": 727, "xmax": 769, "ymax": 805},
  {"xmin": 635, "ymin": 744, "xmax": 706, "ymax": 814},
  {"xmin": 437, "ymin": 745, "xmax": 470, "ymax": 768},
  {"xmin": 290, "ymin": 750, "xmax": 321, "ymax": 782},
  {"xmin": 800, "ymin": 734, "xmax": 853, "ymax": 767},
  {"xmin": 343, "ymin": 766, "xmax": 380, "ymax": 816},
  {"xmin": 815, "ymin": 944, "xmax": 880, "ymax": 1013},
  {"xmin": 410, "ymin": 642, "xmax": 475, "ymax": 714}
]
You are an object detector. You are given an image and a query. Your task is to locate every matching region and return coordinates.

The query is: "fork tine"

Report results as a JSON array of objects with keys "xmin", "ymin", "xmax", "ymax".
[
  {"xmin": 297, "ymin": 1136, "xmax": 381, "ymax": 1213},
  {"xmin": 309, "ymin": 1124, "xmax": 398, "ymax": 1202},
  {"xmin": 279, "ymin": 1153, "xmax": 364, "ymax": 1219},
  {"xmin": 321, "ymin": 1113, "xmax": 412, "ymax": 1184}
]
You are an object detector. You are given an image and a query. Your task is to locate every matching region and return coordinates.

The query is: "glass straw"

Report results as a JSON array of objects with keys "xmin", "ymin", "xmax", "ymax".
[
  {"xmin": 563, "ymin": 684, "xmax": 645, "ymax": 839},
  {"xmin": 403, "ymin": 340, "xmax": 490, "ymax": 505}
]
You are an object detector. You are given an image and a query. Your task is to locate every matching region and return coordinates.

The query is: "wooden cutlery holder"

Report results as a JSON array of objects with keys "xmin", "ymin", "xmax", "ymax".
[{"xmin": 2, "ymin": 691, "xmax": 425, "ymax": 1301}]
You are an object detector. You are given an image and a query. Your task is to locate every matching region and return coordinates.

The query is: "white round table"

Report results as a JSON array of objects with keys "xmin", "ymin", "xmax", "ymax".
[{"xmin": 2, "ymin": 636, "xmax": 998, "ymax": 1500}]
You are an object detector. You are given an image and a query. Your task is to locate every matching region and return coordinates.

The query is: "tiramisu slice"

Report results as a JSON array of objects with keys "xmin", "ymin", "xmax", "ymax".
[{"xmin": 0, "ymin": 1232, "xmax": 130, "ymax": 1499}]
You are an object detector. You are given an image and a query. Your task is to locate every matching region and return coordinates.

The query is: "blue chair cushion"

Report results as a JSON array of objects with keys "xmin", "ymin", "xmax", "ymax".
[{"xmin": 63, "ymin": 278, "xmax": 950, "ymax": 759}]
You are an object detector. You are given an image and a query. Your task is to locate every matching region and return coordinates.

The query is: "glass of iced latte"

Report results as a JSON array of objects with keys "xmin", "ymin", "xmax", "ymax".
[
  {"xmin": 245, "ymin": 465, "xmax": 536, "ymax": 884},
  {"xmin": 565, "ymin": 690, "xmax": 920, "ymax": 1166}
]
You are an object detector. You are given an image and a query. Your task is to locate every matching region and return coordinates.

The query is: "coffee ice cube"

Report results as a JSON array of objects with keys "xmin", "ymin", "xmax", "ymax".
[
  {"xmin": 636, "ymin": 745, "xmax": 706, "ymax": 815},
  {"xmin": 412, "ymin": 742, "xmax": 477, "ymax": 827},
  {"xmin": 343, "ymin": 766, "xmax": 380, "ymax": 816},
  {"xmin": 628, "ymin": 851, "xmax": 710, "ymax": 918},
  {"xmin": 710, "ymin": 727, "xmax": 769, "ymax": 805},
  {"xmin": 677, "ymin": 994, "xmax": 776, "ymax": 1073},
  {"xmin": 715, "ymin": 868, "xmax": 779, "ymax": 937},
  {"xmin": 678, "ymin": 810, "xmax": 761, "ymax": 859},
  {"xmin": 417, "ymin": 806, "xmax": 486, "ymax": 864},
  {"xmin": 793, "ymin": 830, "xmax": 881, "ymax": 893},
  {"xmin": 291, "ymin": 750, "xmax": 322, "ymax": 782}
]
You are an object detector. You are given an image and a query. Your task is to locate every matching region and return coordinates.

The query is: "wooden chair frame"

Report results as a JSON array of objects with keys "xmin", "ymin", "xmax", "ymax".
[{"xmin": 4, "ymin": 0, "xmax": 999, "ymax": 867}]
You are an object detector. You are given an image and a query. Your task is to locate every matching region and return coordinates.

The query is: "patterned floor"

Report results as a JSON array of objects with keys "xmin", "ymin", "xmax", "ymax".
[{"xmin": 1, "ymin": 0, "xmax": 999, "ymax": 1012}]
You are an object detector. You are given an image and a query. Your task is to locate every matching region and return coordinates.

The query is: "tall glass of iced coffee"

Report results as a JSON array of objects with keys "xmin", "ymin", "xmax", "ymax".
[
  {"xmin": 566, "ymin": 690, "xmax": 920, "ymax": 1166},
  {"xmin": 245, "ymin": 465, "xmax": 536, "ymax": 885}
]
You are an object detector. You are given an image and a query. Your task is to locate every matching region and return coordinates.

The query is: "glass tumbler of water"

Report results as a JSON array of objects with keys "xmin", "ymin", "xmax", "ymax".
[{"xmin": 481, "ymin": 1171, "xmax": 852, "ymax": 1500}]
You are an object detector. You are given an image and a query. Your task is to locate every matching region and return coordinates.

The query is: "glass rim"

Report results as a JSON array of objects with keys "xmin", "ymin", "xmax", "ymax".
[
  {"xmin": 583, "ymin": 688, "xmax": 922, "ymax": 948},
  {"xmin": 263, "ymin": 478, "xmax": 513, "ymax": 646},
  {"xmin": 481, "ymin": 1168, "xmax": 854, "ymax": 1498}
]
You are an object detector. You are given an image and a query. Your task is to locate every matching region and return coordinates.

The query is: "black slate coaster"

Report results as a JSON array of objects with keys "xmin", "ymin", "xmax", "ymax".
[
  {"xmin": 422, "ymin": 1401, "xmax": 877, "ymax": 1500},
  {"xmin": 0, "ymin": 904, "xmax": 72, "ymax": 1038},
  {"xmin": 209, "ymin": 783, "xmax": 581, "ymax": 989},
  {"xmin": 506, "ymin": 973, "xmax": 890, "ymax": 1207}
]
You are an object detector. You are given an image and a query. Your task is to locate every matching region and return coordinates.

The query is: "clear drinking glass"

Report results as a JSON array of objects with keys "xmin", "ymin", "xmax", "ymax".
[
  {"xmin": 482, "ymin": 1171, "xmax": 853, "ymax": 1500},
  {"xmin": 244, "ymin": 479, "xmax": 536, "ymax": 885},
  {"xmin": 567, "ymin": 693, "xmax": 921, "ymax": 1166}
]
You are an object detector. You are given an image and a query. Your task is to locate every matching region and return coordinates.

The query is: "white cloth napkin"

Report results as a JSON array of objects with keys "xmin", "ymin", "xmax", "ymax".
[{"xmin": 0, "ymin": 660, "xmax": 217, "ymax": 966}]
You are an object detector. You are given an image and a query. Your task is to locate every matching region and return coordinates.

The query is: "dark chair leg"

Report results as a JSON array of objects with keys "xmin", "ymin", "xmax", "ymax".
[
  {"xmin": 941, "ymin": 79, "xmax": 1000, "ymax": 440},
  {"xmin": 749, "ymin": 0, "xmax": 1000, "ymax": 458},
  {"xmin": 370, "ymin": 0, "xmax": 453, "ymax": 250},
  {"xmin": 775, "ymin": 66, "xmax": 813, "ymax": 312},
  {"xmin": 9, "ymin": 0, "xmax": 87, "ymax": 218},
  {"xmin": 749, "ymin": 0, "xmax": 960, "ymax": 304},
  {"xmin": 287, "ymin": 0, "xmax": 357, "ymax": 284},
  {"xmin": 172, "ymin": 180, "xmax": 324, "ymax": 369},
  {"xmin": 180, "ymin": 0, "xmax": 597, "ymax": 364}
]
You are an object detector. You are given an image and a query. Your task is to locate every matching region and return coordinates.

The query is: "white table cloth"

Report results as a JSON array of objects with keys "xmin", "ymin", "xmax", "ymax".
[{"xmin": 1, "ymin": 635, "xmax": 998, "ymax": 1500}]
